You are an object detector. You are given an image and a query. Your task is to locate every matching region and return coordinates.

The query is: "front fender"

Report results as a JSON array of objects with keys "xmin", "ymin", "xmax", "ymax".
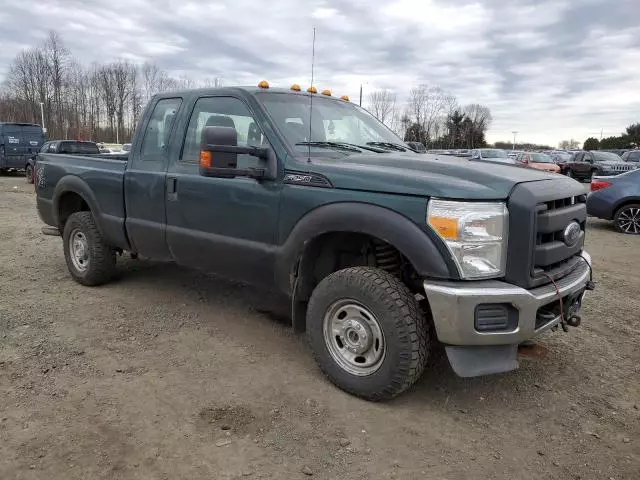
[{"xmin": 274, "ymin": 202, "xmax": 458, "ymax": 294}]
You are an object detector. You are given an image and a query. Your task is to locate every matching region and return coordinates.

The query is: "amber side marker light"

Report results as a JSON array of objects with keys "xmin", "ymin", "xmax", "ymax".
[{"xmin": 199, "ymin": 150, "xmax": 212, "ymax": 168}]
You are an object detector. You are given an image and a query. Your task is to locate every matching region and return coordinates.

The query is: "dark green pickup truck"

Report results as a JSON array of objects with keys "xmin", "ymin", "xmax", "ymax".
[{"xmin": 36, "ymin": 84, "xmax": 593, "ymax": 400}]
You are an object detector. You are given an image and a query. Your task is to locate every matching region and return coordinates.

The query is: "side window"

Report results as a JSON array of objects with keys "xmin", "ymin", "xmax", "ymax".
[
  {"xmin": 49, "ymin": 143, "xmax": 57, "ymax": 153},
  {"xmin": 181, "ymin": 96, "xmax": 267, "ymax": 169},
  {"xmin": 39, "ymin": 142, "xmax": 50, "ymax": 153},
  {"xmin": 630, "ymin": 152, "xmax": 640, "ymax": 162},
  {"xmin": 583, "ymin": 153, "xmax": 592, "ymax": 163},
  {"xmin": 140, "ymin": 98, "xmax": 183, "ymax": 161}
]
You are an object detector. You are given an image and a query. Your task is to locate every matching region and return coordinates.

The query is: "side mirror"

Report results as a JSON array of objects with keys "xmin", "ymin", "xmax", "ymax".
[{"xmin": 199, "ymin": 126, "xmax": 274, "ymax": 180}]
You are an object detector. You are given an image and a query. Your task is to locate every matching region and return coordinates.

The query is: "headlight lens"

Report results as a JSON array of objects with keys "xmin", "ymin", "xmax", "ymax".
[{"xmin": 427, "ymin": 199, "xmax": 508, "ymax": 279}]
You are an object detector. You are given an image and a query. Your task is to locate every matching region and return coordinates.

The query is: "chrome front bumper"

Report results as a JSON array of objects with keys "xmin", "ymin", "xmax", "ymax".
[{"xmin": 423, "ymin": 252, "xmax": 591, "ymax": 346}]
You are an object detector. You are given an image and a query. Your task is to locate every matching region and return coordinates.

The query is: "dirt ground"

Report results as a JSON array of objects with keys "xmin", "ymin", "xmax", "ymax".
[{"xmin": 0, "ymin": 174, "xmax": 638, "ymax": 480}]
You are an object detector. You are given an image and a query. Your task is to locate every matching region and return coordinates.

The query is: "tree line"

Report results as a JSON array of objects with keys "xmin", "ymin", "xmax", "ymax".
[
  {"xmin": 0, "ymin": 31, "xmax": 222, "ymax": 143},
  {"xmin": 367, "ymin": 86, "xmax": 492, "ymax": 149},
  {"xmin": 583, "ymin": 124, "xmax": 640, "ymax": 151}
]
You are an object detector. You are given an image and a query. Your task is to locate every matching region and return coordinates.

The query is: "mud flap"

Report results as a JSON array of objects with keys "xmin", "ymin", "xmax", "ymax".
[{"xmin": 445, "ymin": 345, "xmax": 518, "ymax": 377}]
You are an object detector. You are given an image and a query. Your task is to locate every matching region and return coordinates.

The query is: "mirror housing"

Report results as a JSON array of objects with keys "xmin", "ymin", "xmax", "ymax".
[{"xmin": 199, "ymin": 125, "xmax": 276, "ymax": 180}]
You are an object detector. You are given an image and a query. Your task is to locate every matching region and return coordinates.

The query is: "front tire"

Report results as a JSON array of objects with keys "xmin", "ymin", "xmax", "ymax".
[
  {"xmin": 62, "ymin": 211, "xmax": 116, "ymax": 285},
  {"xmin": 614, "ymin": 204, "xmax": 640, "ymax": 234},
  {"xmin": 25, "ymin": 164, "xmax": 34, "ymax": 184},
  {"xmin": 307, "ymin": 267, "xmax": 429, "ymax": 401}
]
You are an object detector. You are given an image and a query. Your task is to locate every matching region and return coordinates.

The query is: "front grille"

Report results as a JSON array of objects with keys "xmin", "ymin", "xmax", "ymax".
[
  {"xmin": 607, "ymin": 164, "xmax": 636, "ymax": 173},
  {"xmin": 505, "ymin": 179, "xmax": 587, "ymax": 289}
]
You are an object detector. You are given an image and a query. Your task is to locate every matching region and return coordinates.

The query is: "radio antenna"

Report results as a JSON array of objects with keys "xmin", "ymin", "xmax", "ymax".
[{"xmin": 307, "ymin": 26, "xmax": 316, "ymax": 162}]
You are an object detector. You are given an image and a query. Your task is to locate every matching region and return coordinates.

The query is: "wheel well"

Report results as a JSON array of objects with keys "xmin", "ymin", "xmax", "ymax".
[
  {"xmin": 614, "ymin": 200, "xmax": 640, "ymax": 217},
  {"xmin": 291, "ymin": 232, "xmax": 420, "ymax": 332},
  {"xmin": 58, "ymin": 192, "xmax": 90, "ymax": 231}
]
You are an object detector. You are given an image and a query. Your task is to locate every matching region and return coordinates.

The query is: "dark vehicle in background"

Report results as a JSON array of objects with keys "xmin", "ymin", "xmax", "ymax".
[
  {"xmin": 515, "ymin": 152, "xmax": 560, "ymax": 173},
  {"xmin": 564, "ymin": 151, "xmax": 637, "ymax": 181},
  {"xmin": 587, "ymin": 169, "xmax": 640, "ymax": 234},
  {"xmin": 26, "ymin": 140, "xmax": 100, "ymax": 183},
  {"xmin": 405, "ymin": 141, "xmax": 426, "ymax": 153},
  {"xmin": 0, "ymin": 123, "xmax": 45, "ymax": 173},
  {"xmin": 621, "ymin": 150, "xmax": 640, "ymax": 163},
  {"xmin": 470, "ymin": 148, "xmax": 516, "ymax": 165},
  {"xmin": 550, "ymin": 151, "xmax": 572, "ymax": 173},
  {"xmin": 35, "ymin": 84, "xmax": 593, "ymax": 400},
  {"xmin": 456, "ymin": 149, "xmax": 471, "ymax": 158}
]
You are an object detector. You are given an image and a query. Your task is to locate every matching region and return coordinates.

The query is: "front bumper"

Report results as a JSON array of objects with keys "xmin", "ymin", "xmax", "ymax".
[
  {"xmin": 423, "ymin": 252, "xmax": 591, "ymax": 377},
  {"xmin": 423, "ymin": 251, "xmax": 591, "ymax": 347}
]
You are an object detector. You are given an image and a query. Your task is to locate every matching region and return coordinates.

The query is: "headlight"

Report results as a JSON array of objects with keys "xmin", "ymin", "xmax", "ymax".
[{"xmin": 427, "ymin": 199, "xmax": 508, "ymax": 279}]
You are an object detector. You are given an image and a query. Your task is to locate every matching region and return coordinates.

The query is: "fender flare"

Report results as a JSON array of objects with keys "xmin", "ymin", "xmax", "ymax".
[
  {"xmin": 52, "ymin": 175, "xmax": 104, "ymax": 232},
  {"xmin": 274, "ymin": 202, "xmax": 458, "ymax": 295}
]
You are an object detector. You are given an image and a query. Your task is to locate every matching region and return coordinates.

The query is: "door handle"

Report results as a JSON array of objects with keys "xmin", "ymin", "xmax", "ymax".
[
  {"xmin": 167, "ymin": 177, "xmax": 178, "ymax": 201},
  {"xmin": 167, "ymin": 177, "xmax": 177, "ymax": 193}
]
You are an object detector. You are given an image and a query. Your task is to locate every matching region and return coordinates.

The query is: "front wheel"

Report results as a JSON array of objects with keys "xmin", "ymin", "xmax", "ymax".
[
  {"xmin": 307, "ymin": 267, "xmax": 430, "ymax": 401},
  {"xmin": 614, "ymin": 204, "xmax": 640, "ymax": 234},
  {"xmin": 63, "ymin": 211, "xmax": 116, "ymax": 285}
]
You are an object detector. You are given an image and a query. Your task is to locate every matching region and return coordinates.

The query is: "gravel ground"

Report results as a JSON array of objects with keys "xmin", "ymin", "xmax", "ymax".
[{"xmin": 1, "ymin": 174, "xmax": 639, "ymax": 480}]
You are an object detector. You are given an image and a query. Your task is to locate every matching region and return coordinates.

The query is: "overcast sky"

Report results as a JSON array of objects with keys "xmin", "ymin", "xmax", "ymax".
[{"xmin": 1, "ymin": 0, "xmax": 638, "ymax": 146}]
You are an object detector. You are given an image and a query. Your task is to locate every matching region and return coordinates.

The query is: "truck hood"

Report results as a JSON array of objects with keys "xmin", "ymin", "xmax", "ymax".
[{"xmin": 304, "ymin": 153, "xmax": 561, "ymax": 200}]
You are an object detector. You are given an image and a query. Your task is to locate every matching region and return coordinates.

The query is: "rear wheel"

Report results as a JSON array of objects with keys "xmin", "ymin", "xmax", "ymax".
[
  {"xmin": 307, "ymin": 267, "xmax": 429, "ymax": 401},
  {"xmin": 25, "ymin": 164, "xmax": 34, "ymax": 184},
  {"xmin": 63, "ymin": 211, "xmax": 116, "ymax": 285},
  {"xmin": 614, "ymin": 204, "xmax": 640, "ymax": 235}
]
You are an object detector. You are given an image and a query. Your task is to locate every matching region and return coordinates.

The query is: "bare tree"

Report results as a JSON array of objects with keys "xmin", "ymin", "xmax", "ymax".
[{"xmin": 367, "ymin": 89, "xmax": 397, "ymax": 126}]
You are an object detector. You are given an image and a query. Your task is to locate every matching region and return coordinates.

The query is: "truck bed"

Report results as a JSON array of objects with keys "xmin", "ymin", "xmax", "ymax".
[{"xmin": 36, "ymin": 152, "xmax": 129, "ymax": 249}]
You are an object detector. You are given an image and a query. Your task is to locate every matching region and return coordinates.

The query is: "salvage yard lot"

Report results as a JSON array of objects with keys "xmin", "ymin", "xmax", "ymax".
[{"xmin": 0, "ymin": 175, "xmax": 638, "ymax": 480}]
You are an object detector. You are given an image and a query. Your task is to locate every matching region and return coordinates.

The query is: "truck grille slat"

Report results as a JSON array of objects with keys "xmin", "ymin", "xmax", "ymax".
[{"xmin": 505, "ymin": 180, "xmax": 587, "ymax": 289}]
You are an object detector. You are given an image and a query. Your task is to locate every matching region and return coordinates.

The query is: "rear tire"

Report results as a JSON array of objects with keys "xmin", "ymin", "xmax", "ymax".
[
  {"xmin": 614, "ymin": 204, "xmax": 640, "ymax": 235},
  {"xmin": 25, "ymin": 165, "xmax": 34, "ymax": 184},
  {"xmin": 63, "ymin": 211, "xmax": 116, "ymax": 286},
  {"xmin": 306, "ymin": 267, "xmax": 429, "ymax": 401}
]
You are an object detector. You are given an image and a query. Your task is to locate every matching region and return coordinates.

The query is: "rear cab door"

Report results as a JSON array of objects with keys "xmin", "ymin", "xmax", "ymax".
[
  {"xmin": 124, "ymin": 96, "xmax": 184, "ymax": 260},
  {"xmin": 164, "ymin": 92, "xmax": 283, "ymax": 285}
]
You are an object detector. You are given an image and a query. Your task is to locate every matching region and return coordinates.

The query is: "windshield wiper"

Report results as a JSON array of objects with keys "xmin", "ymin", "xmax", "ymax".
[
  {"xmin": 296, "ymin": 141, "xmax": 388, "ymax": 153},
  {"xmin": 366, "ymin": 141, "xmax": 408, "ymax": 152}
]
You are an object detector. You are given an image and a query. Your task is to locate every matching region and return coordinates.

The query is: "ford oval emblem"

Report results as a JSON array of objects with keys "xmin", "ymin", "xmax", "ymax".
[{"xmin": 563, "ymin": 221, "xmax": 581, "ymax": 247}]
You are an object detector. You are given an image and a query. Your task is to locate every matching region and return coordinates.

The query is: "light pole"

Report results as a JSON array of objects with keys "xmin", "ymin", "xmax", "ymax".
[
  {"xmin": 512, "ymin": 131, "xmax": 518, "ymax": 150},
  {"xmin": 39, "ymin": 102, "xmax": 46, "ymax": 134}
]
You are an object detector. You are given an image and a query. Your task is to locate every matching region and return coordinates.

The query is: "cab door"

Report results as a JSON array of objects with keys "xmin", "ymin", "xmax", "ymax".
[
  {"xmin": 164, "ymin": 95, "xmax": 282, "ymax": 286},
  {"xmin": 124, "ymin": 97, "xmax": 183, "ymax": 260}
]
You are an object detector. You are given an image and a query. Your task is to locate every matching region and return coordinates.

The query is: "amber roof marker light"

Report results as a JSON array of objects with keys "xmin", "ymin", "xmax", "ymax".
[{"xmin": 258, "ymin": 80, "xmax": 269, "ymax": 89}]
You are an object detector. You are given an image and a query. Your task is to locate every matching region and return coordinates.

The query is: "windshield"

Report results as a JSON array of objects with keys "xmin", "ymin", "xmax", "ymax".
[
  {"xmin": 481, "ymin": 149, "xmax": 508, "ymax": 159},
  {"xmin": 593, "ymin": 152, "xmax": 623, "ymax": 162},
  {"xmin": 530, "ymin": 153, "xmax": 554, "ymax": 163},
  {"xmin": 256, "ymin": 92, "xmax": 404, "ymax": 156}
]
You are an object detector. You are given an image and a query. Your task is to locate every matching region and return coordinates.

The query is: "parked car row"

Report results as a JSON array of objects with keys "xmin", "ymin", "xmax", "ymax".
[{"xmin": 588, "ymin": 169, "xmax": 640, "ymax": 234}]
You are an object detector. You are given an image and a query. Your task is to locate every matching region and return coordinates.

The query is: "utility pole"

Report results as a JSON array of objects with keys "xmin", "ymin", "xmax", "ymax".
[
  {"xmin": 512, "ymin": 131, "xmax": 518, "ymax": 150},
  {"xmin": 39, "ymin": 102, "xmax": 46, "ymax": 134},
  {"xmin": 600, "ymin": 128, "xmax": 603, "ymax": 141},
  {"xmin": 359, "ymin": 84, "xmax": 363, "ymax": 106}
]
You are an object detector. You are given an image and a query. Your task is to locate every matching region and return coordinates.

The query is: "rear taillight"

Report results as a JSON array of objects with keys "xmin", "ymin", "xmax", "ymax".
[{"xmin": 590, "ymin": 179, "xmax": 611, "ymax": 192}]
